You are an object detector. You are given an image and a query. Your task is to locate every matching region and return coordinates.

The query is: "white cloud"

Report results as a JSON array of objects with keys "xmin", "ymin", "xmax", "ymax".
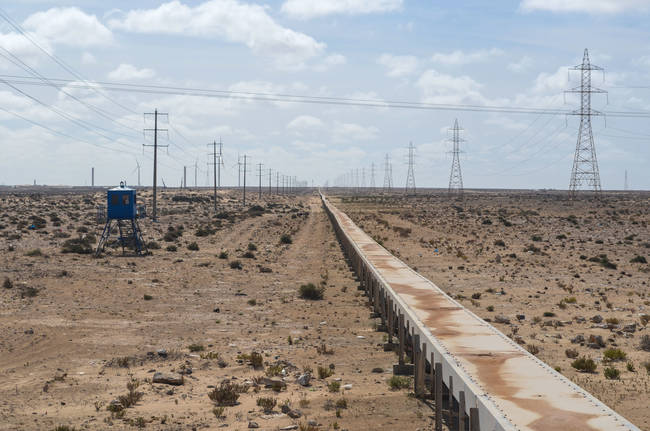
[
  {"xmin": 416, "ymin": 69, "xmax": 488, "ymax": 105},
  {"xmin": 0, "ymin": 90, "xmax": 35, "ymax": 112},
  {"xmin": 287, "ymin": 115, "xmax": 378, "ymax": 142},
  {"xmin": 520, "ymin": 0, "xmax": 650, "ymax": 13},
  {"xmin": 291, "ymin": 140, "xmax": 327, "ymax": 151},
  {"xmin": 636, "ymin": 55, "xmax": 650, "ymax": 67},
  {"xmin": 227, "ymin": 80, "xmax": 296, "ymax": 108},
  {"xmin": 108, "ymin": 64, "xmax": 156, "ymax": 80},
  {"xmin": 0, "ymin": 31, "xmax": 51, "ymax": 66},
  {"xmin": 333, "ymin": 122, "xmax": 379, "ymax": 142},
  {"xmin": 531, "ymin": 66, "xmax": 567, "ymax": 94},
  {"xmin": 377, "ymin": 53, "xmax": 419, "ymax": 77},
  {"xmin": 507, "ymin": 55, "xmax": 533, "ymax": 72},
  {"xmin": 484, "ymin": 115, "xmax": 529, "ymax": 131},
  {"xmin": 509, "ymin": 66, "xmax": 570, "ymax": 109},
  {"xmin": 108, "ymin": 0, "xmax": 326, "ymax": 70},
  {"xmin": 313, "ymin": 53, "xmax": 347, "ymax": 71},
  {"xmin": 81, "ymin": 52, "xmax": 96, "ymax": 65},
  {"xmin": 324, "ymin": 54, "xmax": 347, "ymax": 66},
  {"xmin": 287, "ymin": 115, "xmax": 325, "ymax": 132},
  {"xmin": 431, "ymin": 48, "xmax": 504, "ymax": 66},
  {"xmin": 281, "ymin": 0, "xmax": 403, "ymax": 19},
  {"xmin": 23, "ymin": 7, "xmax": 113, "ymax": 47},
  {"xmin": 415, "ymin": 140, "xmax": 447, "ymax": 162}
]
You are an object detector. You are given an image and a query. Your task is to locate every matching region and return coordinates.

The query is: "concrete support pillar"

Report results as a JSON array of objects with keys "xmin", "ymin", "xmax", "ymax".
[
  {"xmin": 418, "ymin": 342, "xmax": 427, "ymax": 398},
  {"xmin": 406, "ymin": 322, "xmax": 412, "ymax": 363},
  {"xmin": 458, "ymin": 391, "xmax": 466, "ymax": 431},
  {"xmin": 435, "ymin": 362, "xmax": 442, "ymax": 431},
  {"xmin": 374, "ymin": 281, "xmax": 380, "ymax": 314},
  {"xmin": 387, "ymin": 298, "xmax": 393, "ymax": 343},
  {"xmin": 398, "ymin": 313, "xmax": 405, "ymax": 365},
  {"xmin": 413, "ymin": 334, "xmax": 422, "ymax": 396},
  {"xmin": 469, "ymin": 408, "xmax": 480, "ymax": 431},
  {"xmin": 430, "ymin": 351, "xmax": 436, "ymax": 398},
  {"xmin": 448, "ymin": 375, "xmax": 454, "ymax": 422},
  {"xmin": 412, "ymin": 333, "xmax": 419, "ymax": 391}
]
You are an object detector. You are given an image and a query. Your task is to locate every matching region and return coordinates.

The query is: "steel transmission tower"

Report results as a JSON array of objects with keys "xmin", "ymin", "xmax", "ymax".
[
  {"xmin": 624, "ymin": 170, "xmax": 629, "ymax": 191},
  {"xmin": 370, "ymin": 162, "xmax": 376, "ymax": 189},
  {"xmin": 566, "ymin": 48, "xmax": 606, "ymax": 197},
  {"xmin": 405, "ymin": 142, "xmax": 416, "ymax": 195},
  {"xmin": 383, "ymin": 154, "xmax": 393, "ymax": 191},
  {"xmin": 448, "ymin": 119, "xmax": 464, "ymax": 196}
]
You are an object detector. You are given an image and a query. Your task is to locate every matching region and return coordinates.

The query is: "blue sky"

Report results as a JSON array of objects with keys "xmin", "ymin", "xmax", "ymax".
[{"xmin": 1, "ymin": 0, "xmax": 649, "ymax": 189}]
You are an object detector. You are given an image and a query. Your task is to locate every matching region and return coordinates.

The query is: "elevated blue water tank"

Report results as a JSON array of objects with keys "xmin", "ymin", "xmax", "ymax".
[{"xmin": 107, "ymin": 182, "xmax": 137, "ymax": 220}]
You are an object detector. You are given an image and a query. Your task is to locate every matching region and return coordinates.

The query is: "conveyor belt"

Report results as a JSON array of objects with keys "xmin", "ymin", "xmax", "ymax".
[{"xmin": 322, "ymin": 194, "xmax": 640, "ymax": 431}]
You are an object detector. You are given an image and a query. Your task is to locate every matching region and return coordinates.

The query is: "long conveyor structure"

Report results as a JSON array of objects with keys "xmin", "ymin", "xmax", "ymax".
[{"xmin": 322, "ymin": 194, "xmax": 640, "ymax": 431}]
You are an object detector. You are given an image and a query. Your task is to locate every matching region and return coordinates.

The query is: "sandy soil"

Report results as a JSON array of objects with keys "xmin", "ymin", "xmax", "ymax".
[
  {"xmin": 334, "ymin": 190, "xmax": 650, "ymax": 431},
  {"xmin": 0, "ymin": 188, "xmax": 437, "ymax": 431}
]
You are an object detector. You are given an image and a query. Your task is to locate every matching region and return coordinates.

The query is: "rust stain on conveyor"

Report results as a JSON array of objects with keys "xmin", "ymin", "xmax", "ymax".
[{"xmin": 323, "ymin": 196, "xmax": 639, "ymax": 431}]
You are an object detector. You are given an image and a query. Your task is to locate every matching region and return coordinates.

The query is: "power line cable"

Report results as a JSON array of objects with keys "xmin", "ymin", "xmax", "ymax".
[
  {"xmin": 0, "ymin": 77, "xmax": 139, "ymax": 146},
  {"xmin": 476, "ymin": 120, "xmax": 570, "ymax": 176},
  {"xmin": 0, "ymin": 6, "xmax": 139, "ymax": 116},
  {"xmin": 2, "ymin": 74, "xmax": 649, "ymax": 117},
  {"xmin": 0, "ymin": 48, "xmax": 142, "ymax": 138},
  {"xmin": 0, "ymin": 105, "xmax": 144, "ymax": 158}
]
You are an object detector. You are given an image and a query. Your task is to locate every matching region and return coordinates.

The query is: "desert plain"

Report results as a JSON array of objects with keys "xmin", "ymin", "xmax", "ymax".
[{"xmin": 0, "ymin": 187, "xmax": 649, "ymax": 431}]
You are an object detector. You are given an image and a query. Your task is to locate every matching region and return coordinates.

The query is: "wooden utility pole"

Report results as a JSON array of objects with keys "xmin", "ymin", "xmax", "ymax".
[
  {"xmin": 194, "ymin": 160, "xmax": 197, "ymax": 188},
  {"xmin": 143, "ymin": 109, "xmax": 168, "ymax": 221},
  {"xmin": 257, "ymin": 163, "xmax": 263, "ymax": 199},
  {"xmin": 217, "ymin": 139, "xmax": 223, "ymax": 189},
  {"xmin": 208, "ymin": 140, "xmax": 218, "ymax": 212},
  {"xmin": 242, "ymin": 155, "xmax": 248, "ymax": 206}
]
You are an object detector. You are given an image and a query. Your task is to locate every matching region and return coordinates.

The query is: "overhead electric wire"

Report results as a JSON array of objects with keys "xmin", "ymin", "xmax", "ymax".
[
  {"xmin": 494, "ymin": 111, "xmax": 563, "ymax": 156},
  {"xmin": 506, "ymin": 150, "xmax": 574, "ymax": 177},
  {"xmin": 0, "ymin": 80, "xmax": 184, "ymax": 171},
  {"xmin": 0, "ymin": 6, "xmax": 139, "ymax": 116},
  {"xmin": 605, "ymin": 126, "xmax": 650, "ymax": 138},
  {"xmin": 597, "ymin": 133, "xmax": 648, "ymax": 141},
  {"xmin": 0, "ymin": 78, "xmax": 140, "ymax": 147},
  {"xmin": 476, "ymin": 120, "xmax": 570, "ymax": 176},
  {"xmin": 2, "ymin": 74, "xmax": 650, "ymax": 118},
  {"xmin": 0, "ymin": 104, "xmax": 142, "ymax": 158},
  {"xmin": 0, "ymin": 50, "xmax": 141, "ymax": 140}
]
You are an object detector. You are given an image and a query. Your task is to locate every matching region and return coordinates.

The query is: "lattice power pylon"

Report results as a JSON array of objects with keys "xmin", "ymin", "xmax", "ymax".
[
  {"xmin": 448, "ymin": 119, "xmax": 464, "ymax": 196},
  {"xmin": 405, "ymin": 142, "xmax": 416, "ymax": 195},
  {"xmin": 383, "ymin": 153, "xmax": 393, "ymax": 192},
  {"xmin": 566, "ymin": 48, "xmax": 606, "ymax": 198}
]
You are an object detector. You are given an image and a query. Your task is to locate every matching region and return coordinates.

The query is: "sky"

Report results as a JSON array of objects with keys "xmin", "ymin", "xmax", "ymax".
[{"xmin": 0, "ymin": 0, "xmax": 649, "ymax": 190}]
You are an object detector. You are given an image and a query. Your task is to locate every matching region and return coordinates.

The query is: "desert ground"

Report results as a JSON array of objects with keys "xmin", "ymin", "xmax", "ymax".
[
  {"xmin": 0, "ymin": 187, "xmax": 648, "ymax": 431},
  {"xmin": 334, "ymin": 190, "xmax": 650, "ymax": 430},
  {"xmin": 0, "ymin": 187, "xmax": 434, "ymax": 431}
]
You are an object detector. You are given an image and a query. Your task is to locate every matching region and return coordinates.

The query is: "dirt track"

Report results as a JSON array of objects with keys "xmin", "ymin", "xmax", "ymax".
[{"xmin": 0, "ymin": 189, "xmax": 435, "ymax": 430}]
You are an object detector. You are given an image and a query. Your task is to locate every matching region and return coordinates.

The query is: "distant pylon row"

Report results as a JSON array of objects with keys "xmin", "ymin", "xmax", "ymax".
[{"xmin": 334, "ymin": 118, "xmax": 466, "ymax": 196}]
